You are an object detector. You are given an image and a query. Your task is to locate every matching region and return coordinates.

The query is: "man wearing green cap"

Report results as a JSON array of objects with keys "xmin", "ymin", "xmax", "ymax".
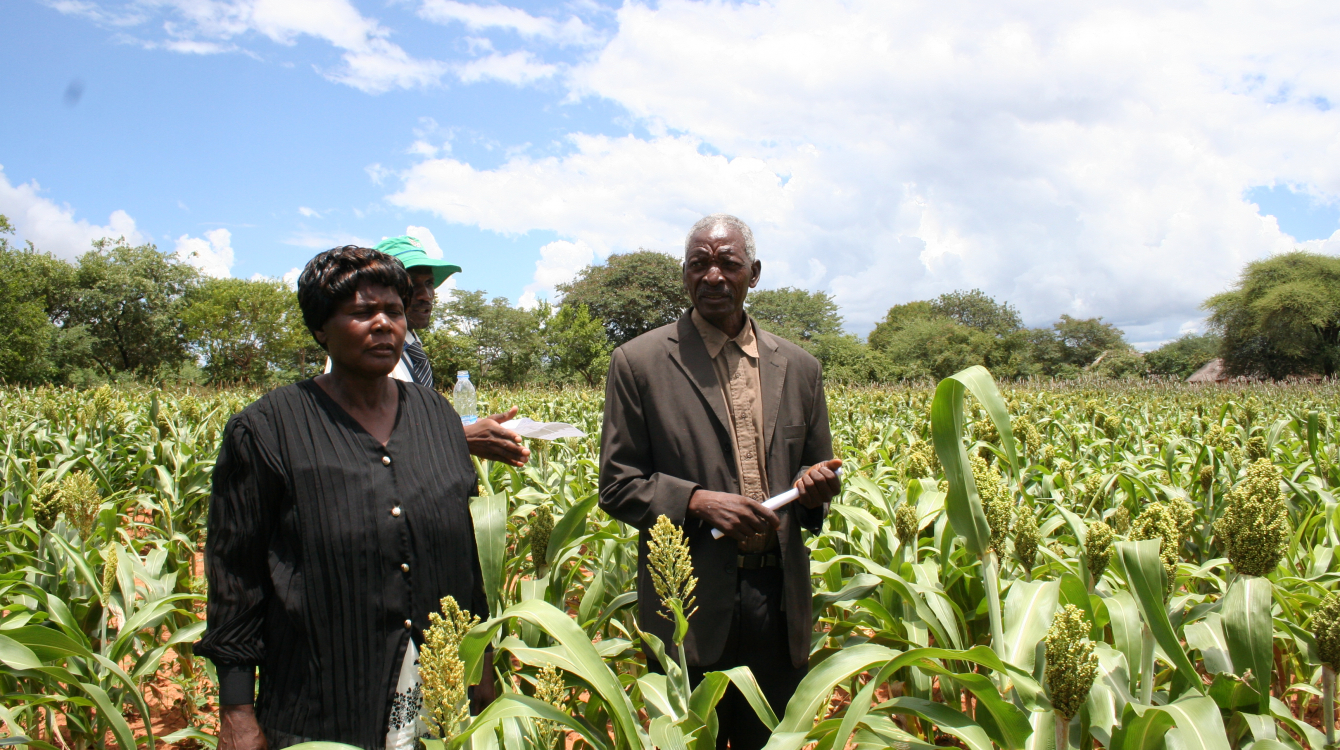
[
  {"xmin": 325, "ymin": 235, "xmax": 531, "ymax": 467},
  {"xmin": 372, "ymin": 235, "xmax": 461, "ymax": 389}
]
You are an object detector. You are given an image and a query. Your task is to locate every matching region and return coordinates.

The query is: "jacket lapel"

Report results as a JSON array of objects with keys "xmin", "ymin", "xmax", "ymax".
[
  {"xmin": 757, "ymin": 327, "xmax": 788, "ymax": 452},
  {"xmin": 668, "ymin": 312, "xmax": 732, "ymax": 436}
]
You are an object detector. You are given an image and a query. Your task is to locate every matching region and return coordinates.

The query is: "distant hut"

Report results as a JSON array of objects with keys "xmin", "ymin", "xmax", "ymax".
[{"xmin": 1187, "ymin": 358, "xmax": 1227, "ymax": 383}]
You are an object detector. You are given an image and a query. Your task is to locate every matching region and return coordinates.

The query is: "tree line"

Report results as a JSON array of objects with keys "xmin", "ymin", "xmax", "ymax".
[{"xmin": 1, "ymin": 215, "xmax": 1334, "ymax": 387}]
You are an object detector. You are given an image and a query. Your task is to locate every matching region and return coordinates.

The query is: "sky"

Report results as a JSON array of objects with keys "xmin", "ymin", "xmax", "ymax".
[{"xmin": 2, "ymin": 0, "xmax": 1339, "ymax": 348}]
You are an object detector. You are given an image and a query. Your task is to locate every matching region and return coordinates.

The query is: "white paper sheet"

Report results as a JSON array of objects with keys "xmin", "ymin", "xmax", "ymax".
[{"xmin": 506, "ymin": 417, "xmax": 587, "ymax": 440}]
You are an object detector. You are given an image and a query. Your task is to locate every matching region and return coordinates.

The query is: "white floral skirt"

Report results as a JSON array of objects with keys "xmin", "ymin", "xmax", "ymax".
[{"xmin": 386, "ymin": 639, "xmax": 426, "ymax": 750}]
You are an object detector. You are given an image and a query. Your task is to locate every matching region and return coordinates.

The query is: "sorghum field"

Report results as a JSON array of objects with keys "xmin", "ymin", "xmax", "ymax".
[{"xmin": 2, "ymin": 370, "xmax": 1338, "ymax": 750}]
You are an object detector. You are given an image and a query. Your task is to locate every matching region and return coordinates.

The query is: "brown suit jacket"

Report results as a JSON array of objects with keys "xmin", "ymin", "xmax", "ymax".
[{"xmin": 598, "ymin": 311, "xmax": 833, "ymax": 668}]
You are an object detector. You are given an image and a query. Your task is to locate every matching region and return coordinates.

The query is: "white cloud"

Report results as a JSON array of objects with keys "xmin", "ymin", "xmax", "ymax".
[
  {"xmin": 405, "ymin": 225, "xmax": 444, "ymax": 259},
  {"xmin": 456, "ymin": 51, "xmax": 557, "ymax": 85},
  {"xmin": 44, "ymin": 0, "xmax": 144, "ymax": 26},
  {"xmin": 390, "ymin": 133, "xmax": 790, "ymax": 257},
  {"xmin": 366, "ymin": 163, "xmax": 391, "ymax": 185},
  {"xmin": 390, "ymin": 0, "xmax": 1340, "ymax": 343},
  {"xmin": 282, "ymin": 267, "xmax": 302, "ymax": 289},
  {"xmin": 54, "ymin": 0, "xmax": 446, "ymax": 93},
  {"xmin": 418, "ymin": 0, "xmax": 597, "ymax": 45},
  {"xmin": 298, "ymin": 206, "xmax": 322, "ymax": 218},
  {"xmin": 518, "ymin": 239, "xmax": 596, "ymax": 308},
  {"xmin": 175, "ymin": 228, "xmax": 235, "ymax": 277},
  {"xmin": 1300, "ymin": 228, "xmax": 1340, "ymax": 256},
  {"xmin": 0, "ymin": 166, "xmax": 145, "ymax": 258}
]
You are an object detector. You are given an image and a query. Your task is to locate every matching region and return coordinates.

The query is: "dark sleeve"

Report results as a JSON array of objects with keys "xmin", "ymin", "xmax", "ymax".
[
  {"xmin": 194, "ymin": 414, "xmax": 284, "ymax": 705},
  {"xmin": 598, "ymin": 347, "xmax": 701, "ymax": 530},
  {"xmin": 792, "ymin": 367, "xmax": 834, "ymax": 534}
]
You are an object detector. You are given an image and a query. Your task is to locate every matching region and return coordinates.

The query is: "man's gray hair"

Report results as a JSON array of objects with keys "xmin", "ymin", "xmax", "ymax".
[{"xmin": 685, "ymin": 214, "xmax": 757, "ymax": 263}]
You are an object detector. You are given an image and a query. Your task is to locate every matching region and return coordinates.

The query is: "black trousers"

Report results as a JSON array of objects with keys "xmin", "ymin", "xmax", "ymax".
[{"xmin": 685, "ymin": 566, "xmax": 808, "ymax": 750}]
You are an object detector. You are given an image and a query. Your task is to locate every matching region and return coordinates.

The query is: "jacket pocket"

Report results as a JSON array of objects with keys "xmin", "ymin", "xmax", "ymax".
[{"xmin": 782, "ymin": 424, "xmax": 806, "ymax": 440}]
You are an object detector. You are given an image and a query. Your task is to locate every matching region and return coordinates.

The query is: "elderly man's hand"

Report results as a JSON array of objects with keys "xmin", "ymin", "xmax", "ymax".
[
  {"xmin": 795, "ymin": 458, "xmax": 843, "ymax": 509},
  {"xmin": 465, "ymin": 407, "xmax": 531, "ymax": 467},
  {"xmin": 218, "ymin": 705, "xmax": 267, "ymax": 750},
  {"xmin": 687, "ymin": 489, "xmax": 780, "ymax": 541}
]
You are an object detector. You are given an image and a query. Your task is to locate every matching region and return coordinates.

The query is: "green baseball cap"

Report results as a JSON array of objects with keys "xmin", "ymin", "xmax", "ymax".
[{"xmin": 375, "ymin": 235, "xmax": 461, "ymax": 288}]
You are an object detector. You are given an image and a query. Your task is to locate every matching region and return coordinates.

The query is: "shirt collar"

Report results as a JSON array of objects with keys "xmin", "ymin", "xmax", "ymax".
[{"xmin": 691, "ymin": 308, "xmax": 759, "ymax": 359}]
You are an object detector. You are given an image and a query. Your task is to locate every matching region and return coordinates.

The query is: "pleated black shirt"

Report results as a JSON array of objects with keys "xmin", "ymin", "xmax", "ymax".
[{"xmin": 196, "ymin": 379, "xmax": 488, "ymax": 749}]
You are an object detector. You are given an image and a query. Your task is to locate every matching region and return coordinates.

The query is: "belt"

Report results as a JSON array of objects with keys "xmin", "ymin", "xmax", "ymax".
[{"xmin": 737, "ymin": 552, "xmax": 781, "ymax": 570}]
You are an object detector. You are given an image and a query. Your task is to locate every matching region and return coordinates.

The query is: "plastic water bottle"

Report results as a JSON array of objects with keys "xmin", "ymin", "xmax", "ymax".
[{"xmin": 454, "ymin": 371, "xmax": 477, "ymax": 425}]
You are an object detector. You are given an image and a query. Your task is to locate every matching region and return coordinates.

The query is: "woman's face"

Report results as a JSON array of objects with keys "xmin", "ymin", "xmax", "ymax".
[{"xmin": 315, "ymin": 281, "xmax": 407, "ymax": 378}]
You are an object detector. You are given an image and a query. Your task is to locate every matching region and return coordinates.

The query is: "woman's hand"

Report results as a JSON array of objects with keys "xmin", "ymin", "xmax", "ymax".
[{"xmin": 219, "ymin": 705, "xmax": 267, "ymax": 750}]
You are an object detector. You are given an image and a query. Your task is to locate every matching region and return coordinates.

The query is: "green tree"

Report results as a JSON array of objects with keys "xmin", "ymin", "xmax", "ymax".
[
  {"xmin": 804, "ymin": 333, "xmax": 894, "ymax": 383},
  {"xmin": 182, "ymin": 278, "xmax": 314, "ymax": 384},
  {"xmin": 544, "ymin": 303, "xmax": 611, "ymax": 386},
  {"xmin": 432, "ymin": 290, "xmax": 543, "ymax": 385},
  {"xmin": 1145, "ymin": 333, "xmax": 1221, "ymax": 379},
  {"xmin": 1039, "ymin": 315, "xmax": 1130, "ymax": 372},
  {"xmin": 868, "ymin": 300, "xmax": 938, "ymax": 351},
  {"xmin": 557, "ymin": 250, "xmax": 687, "ymax": 346},
  {"xmin": 869, "ymin": 293, "xmax": 1038, "ymax": 381},
  {"xmin": 1204, "ymin": 250, "xmax": 1340, "ymax": 378},
  {"xmin": 746, "ymin": 287, "xmax": 843, "ymax": 344},
  {"xmin": 930, "ymin": 289, "xmax": 1022, "ymax": 335},
  {"xmin": 61, "ymin": 239, "xmax": 199, "ymax": 379},
  {"xmin": 876, "ymin": 317, "xmax": 1000, "ymax": 381},
  {"xmin": 1091, "ymin": 348, "xmax": 1147, "ymax": 379},
  {"xmin": 0, "ymin": 218, "xmax": 62, "ymax": 382}
]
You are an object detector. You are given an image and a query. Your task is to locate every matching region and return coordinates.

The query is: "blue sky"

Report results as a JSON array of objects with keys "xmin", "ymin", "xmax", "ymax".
[
  {"xmin": 3, "ymin": 0, "xmax": 1339, "ymax": 347},
  {"xmin": 0, "ymin": 0, "xmax": 629, "ymax": 299}
]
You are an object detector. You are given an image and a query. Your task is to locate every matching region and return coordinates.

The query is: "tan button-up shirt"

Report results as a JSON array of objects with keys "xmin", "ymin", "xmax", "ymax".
[{"xmin": 691, "ymin": 309, "xmax": 775, "ymax": 553}]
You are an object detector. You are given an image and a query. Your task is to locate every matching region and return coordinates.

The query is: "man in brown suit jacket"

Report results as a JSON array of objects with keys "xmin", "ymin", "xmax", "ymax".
[{"xmin": 599, "ymin": 214, "xmax": 843, "ymax": 750}]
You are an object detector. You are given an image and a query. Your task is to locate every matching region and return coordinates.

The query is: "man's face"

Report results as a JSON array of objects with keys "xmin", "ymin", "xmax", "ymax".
[
  {"xmin": 683, "ymin": 225, "xmax": 761, "ymax": 328},
  {"xmin": 406, "ymin": 269, "xmax": 436, "ymax": 330}
]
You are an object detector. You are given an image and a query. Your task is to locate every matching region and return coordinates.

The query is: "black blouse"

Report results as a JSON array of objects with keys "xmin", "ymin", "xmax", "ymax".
[{"xmin": 196, "ymin": 379, "xmax": 488, "ymax": 749}]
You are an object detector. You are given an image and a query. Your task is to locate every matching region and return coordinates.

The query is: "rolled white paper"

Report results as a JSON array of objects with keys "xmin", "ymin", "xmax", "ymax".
[{"xmin": 710, "ymin": 466, "xmax": 843, "ymax": 539}]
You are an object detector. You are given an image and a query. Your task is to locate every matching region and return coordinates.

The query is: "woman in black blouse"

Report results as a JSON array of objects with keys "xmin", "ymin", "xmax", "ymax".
[{"xmin": 197, "ymin": 246, "xmax": 494, "ymax": 750}]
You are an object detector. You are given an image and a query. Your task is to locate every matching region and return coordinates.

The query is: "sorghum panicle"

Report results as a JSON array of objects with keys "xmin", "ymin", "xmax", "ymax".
[
  {"xmin": 647, "ymin": 515, "xmax": 698, "ymax": 621},
  {"xmin": 1045, "ymin": 604, "xmax": 1099, "ymax": 722},
  {"xmin": 894, "ymin": 502, "xmax": 919, "ymax": 548},
  {"xmin": 529, "ymin": 505, "xmax": 554, "ymax": 571},
  {"xmin": 1131, "ymin": 502, "xmax": 1180, "ymax": 597},
  {"xmin": 420, "ymin": 596, "xmax": 481, "ymax": 740},
  {"xmin": 1214, "ymin": 459, "xmax": 1290, "ymax": 577},
  {"xmin": 971, "ymin": 454, "xmax": 1013, "ymax": 554},
  {"xmin": 1013, "ymin": 504, "xmax": 1040, "ymax": 576},
  {"xmin": 1085, "ymin": 521, "xmax": 1114, "ymax": 584},
  {"xmin": 1314, "ymin": 592, "xmax": 1340, "ymax": 668}
]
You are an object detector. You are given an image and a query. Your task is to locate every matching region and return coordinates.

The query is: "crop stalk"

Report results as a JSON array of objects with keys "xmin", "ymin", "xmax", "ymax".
[
  {"xmin": 1140, "ymin": 622, "xmax": 1156, "ymax": 705},
  {"xmin": 1325, "ymin": 664, "xmax": 1335, "ymax": 748},
  {"xmin": 982, "ymin": 550, "xmax": 1006, "ymax": 688},
  {"xmin": 1054, "ymin": 712, "xmax": 1069, "ymax": 750}
]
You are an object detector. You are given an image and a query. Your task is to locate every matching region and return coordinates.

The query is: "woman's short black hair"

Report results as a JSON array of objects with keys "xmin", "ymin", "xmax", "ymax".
[{"xmin": 296, "ymin": 246, "xmax": 413, "ymax": 345}]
